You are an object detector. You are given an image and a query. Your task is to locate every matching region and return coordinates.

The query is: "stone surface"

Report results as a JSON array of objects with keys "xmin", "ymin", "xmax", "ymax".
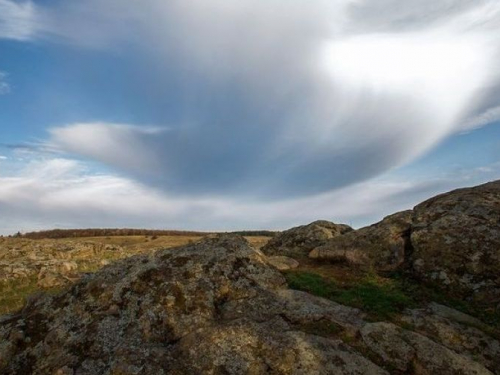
[
  {"xmin": 401, "ymin": 303, "xmax": 500, "ymax": 374},
  {"xmin": 309, "ymin": 211, "xmax": 413, "ymax": 271},
  {"xmin": 361, "ymin": 322, "xmax": 493, "ymax": 374},
  {"xmin": 410, "ymin": 180, "xmax": 500, "ymax": 304},
  {"xmin": 266, "ymin": 256, "xmax": 300, "ymax": 270},
  {"xmin": 262, "ymin": 220, "xmax": 352, "ymax": 258},
  {"xmin": 0, "ymin": 235, "xmax": 388, "ymax": 375}
]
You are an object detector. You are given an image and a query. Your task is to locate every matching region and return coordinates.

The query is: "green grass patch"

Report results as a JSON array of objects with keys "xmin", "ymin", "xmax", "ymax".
[
  {"xmin": 285, "ymin": 271, "xmax": 337, "ymax": 299},
  {"xmin": 0, "ymin": 276, "xmax": 65, "ymax": 316},
  {"xmin": 298, "ymin": 320, "xmax": 342, "ymax": 337},
  {"xmin": 286, "ymin": 270, "xmax": 499, "ymax": 333},
  {"xmin": 284, "ymin": 271, "xmax": 415, "ymax": 320},
  {"xmin": 0, "ymin": 276, "xmax": 41, "ymax": 315},
  {"xmin": 335, "ymin": 277, "xmax": 415, "ymax": 320}
]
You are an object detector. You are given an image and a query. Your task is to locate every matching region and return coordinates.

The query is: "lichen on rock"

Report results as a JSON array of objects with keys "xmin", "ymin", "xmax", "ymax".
[{"xmin": 262, "ymin": 220, "xmax": 353, "ymax": 258}]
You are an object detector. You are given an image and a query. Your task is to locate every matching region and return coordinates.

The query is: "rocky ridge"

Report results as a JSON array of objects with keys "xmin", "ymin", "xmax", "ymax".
[
  {"xmin": 309, "ymin": 180, "xmax": 500, "ymax": 307},
  {"xmin": 1, "ymin": 235, "xmax": 498, "ymax": 375}
]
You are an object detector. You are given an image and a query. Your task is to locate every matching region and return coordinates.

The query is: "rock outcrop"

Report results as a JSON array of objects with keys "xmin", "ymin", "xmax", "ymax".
[
  {"xmin": 262, "ymin": 220, "xmax": 352, "ymax": 258},
  {"xmin": 410, "ymin": 181, "xmax": 500, "ymax": 305},
  {"xmin": 361, "ymin": 322, "xmax": 492, "ymax": 374},
  {"xmin": 1, "ymin": 235, "xmax": 497, "ymax": 374},
  {"xmin": 401, "ymin": 303, "xmax": 500, "ymax": 372},
  {"xmin": 0, "ymin": 235, "xmax": 386, "ymax": 375},
  {"xmin": 309, "ymin": 180, "xmax": 500, "ymax": 305},
  {"xmin": 310, "ymin": 211, "xmax": 412, "ymax": 271}
]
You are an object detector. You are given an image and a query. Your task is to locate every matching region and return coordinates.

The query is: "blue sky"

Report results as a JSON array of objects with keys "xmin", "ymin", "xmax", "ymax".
[{"xmin": 1, "ymin": 0, "xmax": 500, "ymax": 234}]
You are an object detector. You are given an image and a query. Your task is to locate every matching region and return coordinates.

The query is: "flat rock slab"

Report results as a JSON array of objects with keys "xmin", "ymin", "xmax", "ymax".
[{"xmin": 267, "ymin": 256, "xmax": 300, "ymax": 270}]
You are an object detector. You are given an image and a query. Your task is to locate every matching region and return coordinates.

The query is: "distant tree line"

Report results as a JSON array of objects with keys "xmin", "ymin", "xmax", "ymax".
[
  {"xmin": 19, "ymin": 228, "xmax": 277, "ymax": 239},
  {"xmin": 226, "ymin": 231, "xmax": 277, "ymax": 237},
  {"xmin": 21, "ymin": 228, "xmax": 209, "ymax": 239}
]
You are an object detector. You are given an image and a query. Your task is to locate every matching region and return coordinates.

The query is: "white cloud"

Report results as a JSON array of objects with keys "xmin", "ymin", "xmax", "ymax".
[
  {"xmin": 29, "ymin": 1, "xmax": 499, "ymax": 198},
  {"xmin": 3, "ymin": 1, "xmax": 500, "ymax": 231},
  {"xmin": 0, "ymin": 156, "xmax": 498, "ymax": 235},
  {"xmin": 461, "ymin": 105, "xmax": 500, "ymax": 131},
  {"xmin": 0, "ymin": 0, "xmax": 40, "ymax": 41},
  {"xmin": 48, "ymin": 123, "xmax": 168, "ymax": 174}
]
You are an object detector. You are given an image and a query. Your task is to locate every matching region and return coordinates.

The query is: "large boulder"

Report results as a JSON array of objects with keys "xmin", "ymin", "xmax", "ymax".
[
  {"xmin": 0, "ymin": 235, "xmax": 388, "ymax": 375},
  {"xmin": 262, "ymin": 220, "xmax": 352, "ymax": 258},
  {"xmin": 410, "ymin": 181, "xmax": 500, "ymax": 304},
  {"xmin": 309, "ymin": 210, "xmax": 413, "ymax": 272}
]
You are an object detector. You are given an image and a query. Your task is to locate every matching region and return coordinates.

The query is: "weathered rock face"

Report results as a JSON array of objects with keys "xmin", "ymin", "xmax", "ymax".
[
  {"xmin": 308, "ymin": 180, "xmax": 500, "ymax": 305},
  {"xmin": 1, "ymin": 235, "xmax": 497, "ymax": 374},
  {"xmin": 0, "ymin": 235, "xmax": 389, "ymax": 375},
  {"xmin": 266, "ymin": 255, "xmax": 300, "ymax": 271},
  {"xmin": 401, "ymin": 303, "xmax": 500, "ymax": 373},
  {"xmin": 410, "ymin": 181, "xmax": 500, "ymax": 304},
  {"xmin": 309, "ymin": 211, "xmax": 413, "ymax": 272},
  {"xmin": 361, "ymin": 322, "xmax": 493, "ymax": 375},
  {"xmin": 262, "ymin": 220, "xmax": 353, "ymax": 258}
]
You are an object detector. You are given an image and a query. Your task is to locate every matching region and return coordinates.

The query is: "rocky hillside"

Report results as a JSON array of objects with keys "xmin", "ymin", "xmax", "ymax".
[
  {"xmin": 1, "ymin": 235, "xmax": 499, "ymax": 374},
  {"xmin": 1, "ymin": 180, "xmax": 500, "ymax": 374},
  {"xmin": 309, "ymin": 180, "xmax": 500, "ymax": 308}
]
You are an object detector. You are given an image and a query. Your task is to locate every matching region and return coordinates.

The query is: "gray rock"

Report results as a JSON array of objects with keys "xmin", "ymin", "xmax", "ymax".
[
  {"xmin": 309, "ymin": 210, "xmax": 413, "ymax": 271},
  {"xmin": 410, "ymin": 180, "xmax": 500, "ymax": 305},
  {"xmin": 0, "ymin": 235, "xmax": 387, "ymax": 375},
  {"xmin": 361, "ymin": 322, "xmax": 493, "ymax": 374},
  {"xmin": 401, "ymin": 303, "xmax": 500, "ymax": 374},
  {"xmin": 262, "ymin": 220, "xmax": 352, "ymax": 258}
]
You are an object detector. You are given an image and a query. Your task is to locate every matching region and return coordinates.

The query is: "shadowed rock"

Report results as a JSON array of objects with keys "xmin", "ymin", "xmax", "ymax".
[
  {"xmin": 309, "ymin": 180, "xmax": 500, "ymax": 306},
  {"xmin": 401, "ymin": 303, "xmax": 500, "ymax": 373},
  {"xmin": 309, "ymin": 210, "xmax": 413, "ymax": 272},
  {"xmin": 410, "ymin": 180, "xmax": 500, "ymax": 305},
  {"xmin": 361, "ymin": 322, "xmax": 493, "ymax": 374},
  {"xmin": 262, "ymin": 220, "xmax": 353, "ymax": 258}
]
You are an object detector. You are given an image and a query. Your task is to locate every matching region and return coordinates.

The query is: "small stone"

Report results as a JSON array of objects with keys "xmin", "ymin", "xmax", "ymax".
[{"xmin": 55, "ymin": 366, "xmax": 73, "ymax": 375}]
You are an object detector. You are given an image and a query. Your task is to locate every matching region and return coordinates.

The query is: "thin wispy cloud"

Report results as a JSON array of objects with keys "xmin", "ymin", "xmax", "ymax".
[
  {"xmin": 0, "ymin": 0, "xmax": 40, "ymax": 41},
  {"xmin": 34, "ymin": 0, "xmax": 500, "ymax": 198},
  {"xmin": 461, "ymin": 106, "xmax": 500, "ymax": 132}
]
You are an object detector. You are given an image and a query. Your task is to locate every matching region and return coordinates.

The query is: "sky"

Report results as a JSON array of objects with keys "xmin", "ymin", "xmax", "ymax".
[{"xmin": 0, "ymin": 0, "xmax": 500, "ymax": 234}]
